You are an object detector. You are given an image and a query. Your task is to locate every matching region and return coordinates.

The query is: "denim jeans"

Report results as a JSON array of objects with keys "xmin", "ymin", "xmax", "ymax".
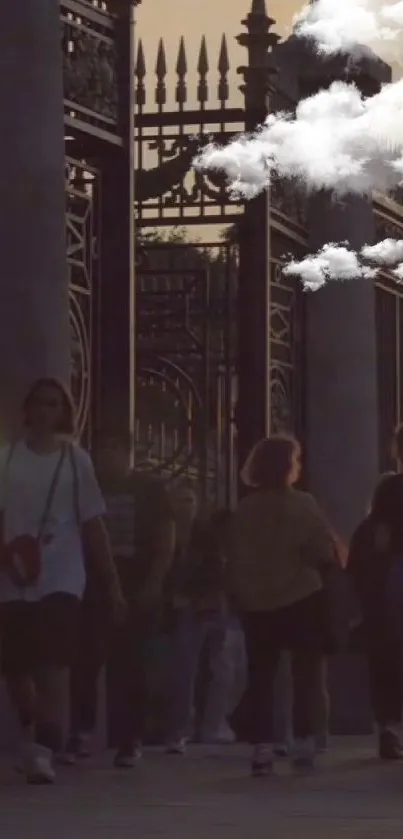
[
  {"xmin": 167, "ymin": 607, "xmax": 230, "ymax": 740},
  {"xmin": 273, "ymin": 651, "xmax": 330, "ymax": 747}
]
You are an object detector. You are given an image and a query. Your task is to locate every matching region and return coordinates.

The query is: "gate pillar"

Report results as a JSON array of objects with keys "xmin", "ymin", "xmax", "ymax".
[
  {"xmin": 96, "ymin": 1, "xmax": 136, "ymax": 453},
  {"xmin": 0, "ymin": 0, "xmax": 70, "ymax": 435},
  {"xmin": 297, "ymin": 46, "xmax": 391, "ymax": 539},
  {"xmin": 236, "ymin": 0, "xmax": 279, "ymax": 475}
]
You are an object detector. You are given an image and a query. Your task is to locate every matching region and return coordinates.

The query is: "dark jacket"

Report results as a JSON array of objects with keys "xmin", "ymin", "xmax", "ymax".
[{"xmin": 348, "ymin": 516, "xmax": 398, "ymax": 646}]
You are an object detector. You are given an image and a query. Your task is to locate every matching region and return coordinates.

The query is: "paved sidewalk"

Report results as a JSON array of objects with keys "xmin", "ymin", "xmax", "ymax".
[{"xmin": 1, "ymin": 739, "xmax": 403, "ymax": 838}]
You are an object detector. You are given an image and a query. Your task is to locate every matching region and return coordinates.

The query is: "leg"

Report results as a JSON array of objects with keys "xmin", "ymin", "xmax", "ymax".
[
  {"xmin": 314, "ymin": 656, "xmax": 330, "ymax": 752},
  {"xmin": 29, "ymin": 594, "xmax": 80, "ymax": 783},
  {"xmin": 241, "ymin": 612, "xmax": 280, "ymax": 775},
  {"xmin": 111, "ymin": 610, "xmax": 159, "ymax": 766},
  {"xmin": 273, "ymin": 652, "xmax": 293, "ymax": 755},
  {"xmin": 292, "ymin": 649, "xmax": 323, "ymax": 766},
  {"xmin": 1, "ymin": 602, "xmax": 38, "ymax": 768},
  {"xmin": 368, "ymin": 645, "xmax": 403, "ymax": 759},
  {"xmin": 65, "ymin": 596, "xmax": 109, "ymax": 760},
  {"xmin": 166, "ymin": 609, "xmax": 206, "ymax": 750},
  {"xmin": 200, "ymin": 612, "xmax": 236, "ymax": 743},
  {"xmin": 35, "ymin": 666, "xmax": 69, "ymax": 756}
]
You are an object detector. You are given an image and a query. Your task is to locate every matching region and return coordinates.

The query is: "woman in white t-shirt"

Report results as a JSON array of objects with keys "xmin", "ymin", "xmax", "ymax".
[{"xmin": 0, "ymin": 378, "xmax": 125, "ymax": 784}]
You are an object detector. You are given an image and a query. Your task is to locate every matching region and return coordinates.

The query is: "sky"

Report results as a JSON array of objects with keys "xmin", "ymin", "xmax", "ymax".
[
  {"xmin": 135, "ymin": 0, "xmax": 304, "ymax": 110},
  {"xmin": 134, "ymin": 1, "xmax": 403, "ymax": 242},
  {"xmin": 134, "ymin": 0, "xmax": 304, "ymax": 238}
]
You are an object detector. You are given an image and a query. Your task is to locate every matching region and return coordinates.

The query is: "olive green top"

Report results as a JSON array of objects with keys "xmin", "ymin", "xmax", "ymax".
[{"xmin": 228, "ymin": 488, "xmax": 337, "ymax": 613}]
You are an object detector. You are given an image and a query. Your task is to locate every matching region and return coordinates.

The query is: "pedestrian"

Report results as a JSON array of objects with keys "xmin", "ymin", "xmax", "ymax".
[
  {"xmin": 165, "ymin": 487, "xmax": 229, "ymax": 754},
  {"xmin": 194, "ymin": 509, "xmax": 241, "ymax": 745},
  {"xmin": 228, "ymin": 434, "xmax": 339, "ymax": 776},
  {"xmin": 0, "ymin": 378, "xmax": 124, "ymax": 784},
  {"xmin": 348, "ymin": 473, "xmax": 403, "ymax": 760},
  {"xmin": 101, "ymin": 432, "xmax": 176, "ymax": 768}
]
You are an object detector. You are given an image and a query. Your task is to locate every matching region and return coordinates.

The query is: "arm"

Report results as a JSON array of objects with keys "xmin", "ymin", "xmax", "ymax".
[
  {"xmin": 83, "ymin": 515, "xmax": 124, "ymax": 606},
  {"xmin": 75, "ymin": 447, "xmax": 125, "ymax": 618},
  {"xmin": 300, "ymin": 494, "xmax": 339, "ymax": 569},
  {"xmin": 146, "ymin": 514, "xmax": 176, "ymax": 591},
  {"xmin": 138, "ymin": 481, "xmax": 176, "ymax": 605}
]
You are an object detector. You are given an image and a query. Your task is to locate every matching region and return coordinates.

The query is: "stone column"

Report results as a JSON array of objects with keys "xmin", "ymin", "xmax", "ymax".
[
  {"xmin": 306, "ymin": 194, "xmax": 379, "ymax": 538},
  {"xmin": 96, "ymin": 0, "xmax": 135, "ymax": 457},
  {"xmin": 0, "ymin": 1, "xmax": 70, "ymax": 436},
  {"xmin": 236, "ymin": 0, "xmax": 279, "ymax": 477},
  {"xmin": 298, "ymin": 47, "xmax": 391, "ymax": 737}
]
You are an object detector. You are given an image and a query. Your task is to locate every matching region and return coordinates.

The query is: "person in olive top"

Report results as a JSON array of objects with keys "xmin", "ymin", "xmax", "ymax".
[
  {"xmin": 62, "ymin": 431, "xmax": 175, "ymax": 768},
  {"xmin": 228, "ymin": 435, "xmax": 338, "ymax": 777}
]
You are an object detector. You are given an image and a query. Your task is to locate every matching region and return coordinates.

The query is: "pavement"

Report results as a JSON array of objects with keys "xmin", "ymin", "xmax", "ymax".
[{"xmin": 1, "ymin": 738, "xmax": 403, "ymax": 838}]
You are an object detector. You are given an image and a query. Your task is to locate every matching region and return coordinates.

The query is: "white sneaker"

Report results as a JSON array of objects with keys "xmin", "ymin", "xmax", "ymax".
[
  {"xmin": 26, "ymin": 744, "xmax": 56, "ymax": 785},
  {"xmin": 114, "ymin": 743, "xmax": 143, "ymax": 768},
  {"xmin": 58, "ymin": 733, "xmax": 92, "ymax": 766},
  {"xmin": 251, "ymin": 743, "xmax": 273, "ymax": 777},
  {"xmin": 293, "ymin": 737, "xmax": 316, "ymax": 769},
  {"xmin": 201, "ymin": 722, "xmax": 236, "ymax": 745},
  {"xmin": 165, "ymin": 737, "xmax": 187, "ymax": 755},
  {"xmin": 14, "ymin": 726, "xmax": 35, "ymax": 774}
]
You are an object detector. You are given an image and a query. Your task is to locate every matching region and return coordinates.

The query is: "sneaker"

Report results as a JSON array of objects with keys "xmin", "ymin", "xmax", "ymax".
[
  {"xmin": 58, "ymin": 733, "xmax": 91, "ymax": 766},
  {"xmin": 293, "ymin": 737, "xmax": 316, "ymax": 769},
  {"xmin": 14, "ymin": 726, "xmax": 35, "ymax": 774},
  {"xmin": 315, "ymin": 731, "xmax": 329, "ymax": 754},
  {"xmin": 200, "ymin": 722, "xmax": 236, "ymax": 745},
  {"xmin": 25, "ymin": 744, "xmax": 56, "ymax": 785},
  {"xmin": 165, "ymin": 737, "xmax": 187, "ymax": 755},
  {"xmin": 114, "ymin": 743, "xmax": 143, "ymax": 769},
  {"xmin": 273, "ymin": 743, "xmax": 289, "ymax": 758},
  {"xmin": 379, "ymin": 729, "xmax": 403, "ymax": 760},
  {"xmin": 251, "ymin": 744, "xmax": 273, "ymax": 777}
]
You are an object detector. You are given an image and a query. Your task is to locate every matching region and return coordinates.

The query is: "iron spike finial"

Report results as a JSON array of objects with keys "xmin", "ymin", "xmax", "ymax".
[
  {"xmin": 218, "ymin": 34, "xmax": 229, "ymax": 76},
  {"xmin": 156, "ymin": 38, "xmax": 167, "ymax": 78},
  {"xmin": 155, "ymin": 38, "xmax": 167, "ymax": 106},
  {"xmin": 197, "ymin": 36, "xmax": 209, "ymax": 104},
  {"xmin": 250, "ymin": 0, "xmax": 267, "ymax": 14},
  {"xmin": 135, "ymin": 39, "xmax": 146, "ymax": 79},
  {"xmin": 197, "ymin": 36, "xmax": 209, "ymax": 76},
  {"xmin": 176, "ymin": 36, "xmax": 187, "ymax": 77},
  {"xmin": 218, "ymin": 35, "xmax": 229, "ymax": 103},
  {"xmin": 176, "ymin": 37, "xmax": 188, "ymax": 104}
]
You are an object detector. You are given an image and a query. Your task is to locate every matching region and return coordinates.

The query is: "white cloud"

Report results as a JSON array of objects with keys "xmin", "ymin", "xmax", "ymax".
[
  {"xmin": 283, "ymin": 243, "xmax": 378, "ymax": 291},
  {"xmin": 361, "ymin": 238, "xmax": 403, "ymax": 263},
  {"xmin": 392, "ymin": 263, "xmax": 403, "ymax": 280},
  {"xmin": 293, "ymin": 0, "xmax": 403, "ymax": 59},
  {"xmin": 194, "ymin": 79, "xmax": 403, "ymax": 199}
]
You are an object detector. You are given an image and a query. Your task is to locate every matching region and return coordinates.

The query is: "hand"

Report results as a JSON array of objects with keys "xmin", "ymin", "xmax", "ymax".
[
  {"xmin": 138, "ymin": 580, "xmax": 162, "ymax": 610},
  {"xmin": 109, "ymin": 589, "xmax": 128, "ymax": 625}
]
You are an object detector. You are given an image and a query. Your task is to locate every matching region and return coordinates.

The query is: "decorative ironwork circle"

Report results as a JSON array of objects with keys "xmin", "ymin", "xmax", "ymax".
[
  {"xmin": 135, "ymin": 356, "xmax": 203, "ymax": 479},
  {"xmin": 69, "ymin": 292, "xmax": 90, "ymax": 438}
]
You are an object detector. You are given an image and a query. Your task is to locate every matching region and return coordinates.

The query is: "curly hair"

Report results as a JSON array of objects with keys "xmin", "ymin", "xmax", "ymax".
[{"xmin": 240, "ymin": 434, "xmax": 299, "ymax": 490}]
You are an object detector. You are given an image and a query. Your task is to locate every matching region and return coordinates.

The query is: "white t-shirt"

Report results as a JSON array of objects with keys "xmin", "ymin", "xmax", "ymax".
[{"xmin": 0, "ymin": 440, "xmax": 106, "ymax": 603}]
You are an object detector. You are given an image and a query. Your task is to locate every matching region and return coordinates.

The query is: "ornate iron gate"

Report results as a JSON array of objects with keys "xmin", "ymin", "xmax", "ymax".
[
  {"xmin": 66, "ymin": 157, "xmax": 101, "ymax": 447},
  {"xmin": 374, "ymin": 204, "xmax": 403, "ymax": 470},
  {"xmin": 134, "ymin": 3, "xmax": 307, "ymax": 504},
  {"xmin": 136, "ymin": 242, "xmax": 237, "ymax": 507}
]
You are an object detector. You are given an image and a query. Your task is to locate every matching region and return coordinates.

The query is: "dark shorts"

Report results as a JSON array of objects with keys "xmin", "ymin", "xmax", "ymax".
[{"xmin": 1, "ymin": 593, "xmax": 80, "ymax": 676}]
